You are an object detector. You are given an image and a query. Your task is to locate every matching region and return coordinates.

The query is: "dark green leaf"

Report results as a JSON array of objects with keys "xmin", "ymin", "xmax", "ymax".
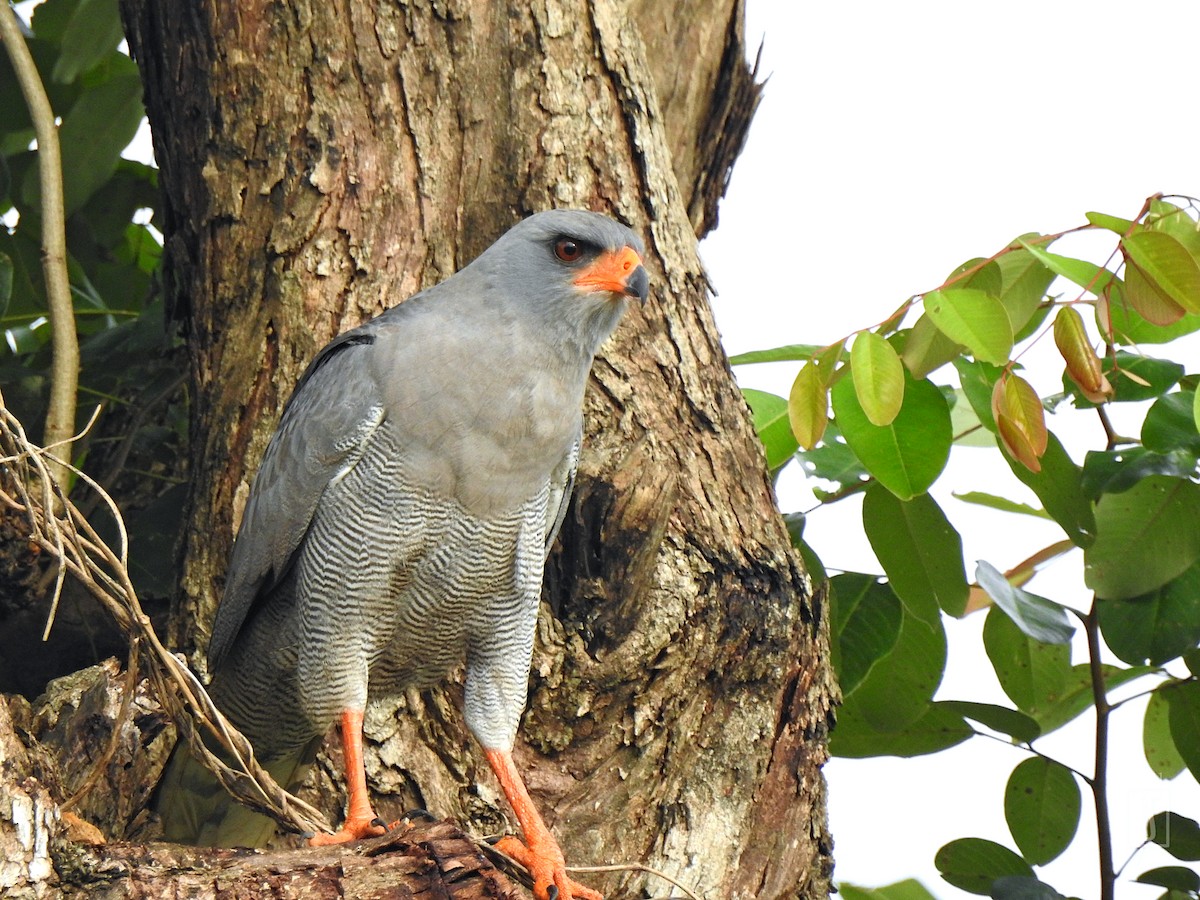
[
  {"xmin": 954, "ymin": 357, "xmax": 1003, "ymax": 432},
  {"xmin": 863, "ymin": 486, "xmax": 967, "ymax": 619},
  {"xmin": 1186, "ymin": 649, "xmax": 1200, "ymax": 678},
  {"xmin": 837, "ymin": 880, "xmax": 940, "ymax": 900},
  {"xmin": 976, "ymin": 560, "xmax": 1075, "ymax": 645},
  {"xmin": 953, "ymin": 491, "xmax": 1049, "ymax": 519},
  {"xmin": 1034, "ymin": 663, "xmax": 1152, "ymax": 736},
  {"xmin": 1005, "ymin": 432, "xmax": 1096, "ymax": 548},
  {"xmin": 45, "ymin": 65, "xmax": 145, "ymax": 215},
  {"xmin": 1082, "ymin": 447, "xmax": 1199, "ymax": 498},
  {"xmin": 989, "ymin": 877, "xmax": 1068, "ymax": 900},
  {"xmin": 0, "ymin": 252, "xmax": 12, "ymax": 313},
  {"xmin": 831, "ymin": 700, "xmax": 971, "ymax": 759},
  {"xmin": 1166, "ymin": 681, "xmax": 1200, "ymax": 786},
  {"xmin": 1004, "ymin": 757, "xmax": 1080, "ymax": 865},
  {"xmin": 52, "ymin": 0, "xmax": 125, "ymax": 83},
  {"xmin": 841, "ymin": 604, "xmax": 947, "ymax": 732},
  {"xmin": 832, "ymin": 369, "xmax": 952, "ymax": 500},
  {"xmin": 1144, "ymin": 391, "xmax": 1200, "ymax": 455},
  {"xmin": 983, "ymin": 607, "xmax": 1071, "ymax": 715},
  {"xmin": 939, "ymin": 700, "xmax": 1040, "ymax": 743},
  {"xmin": 1098, "ymin": 561, "xmax": 1200, "ymax": 665},
  {"xmin": 728, "ymin": 343, "xmax": 824, "ymax": 365},
  {"xmin": 1085, "ymin": 476, "xmax": 1200, "ymax": 600},
  {"xmin": 796, "ymin": 429, "xmax": 869, "ymax": 491},
  {"xmin": 829, "ymin": 573, "xmax": 903, "ymax": 696},
  {"xmin": 1149, "ymin": 811, "xmax": 1200, "ymax": 861},
  {"xmin": 934, "ymin": 837, "xmax": 1033, "ymax": 895},
  {"xmin": 1135, "ymin": 866, "xmax": 1200, "ymax": 891},
  {"xmin": 743, "ymin": 388, "xmax": 799, "ymax": 471},
  {"xmin": 1145, "ymin": 689, "xmax": 1187, "ymax": 780}
]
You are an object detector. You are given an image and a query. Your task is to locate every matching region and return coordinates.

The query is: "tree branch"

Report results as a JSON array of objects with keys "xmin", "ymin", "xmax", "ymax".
[
  {"xmin": 1084, "ymin": 599, "xmax": 1115, "ymax": 900},
  {"xmin": 0, "ymin": 5, "xmax": 79, "ymax": 489}
]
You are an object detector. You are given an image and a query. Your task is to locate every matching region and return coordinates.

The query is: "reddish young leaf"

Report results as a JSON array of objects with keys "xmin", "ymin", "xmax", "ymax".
[
  {"xmin": 1052, "ymin": 306, "xmax": 1112, "ymax": 403},
  {"xmin": 992, "ymin": 374, "xmax": 1047, "ymax": 472}
]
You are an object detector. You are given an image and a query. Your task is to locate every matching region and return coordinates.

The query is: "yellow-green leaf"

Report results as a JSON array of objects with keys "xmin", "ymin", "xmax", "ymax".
[
  {"xmin": 1125, "ymin": 261, "xmax": 1188, "ymax": 326},
  {"xmin": 923, "ymin": 288, "xmax": 1014, "ymax": 365},
  {"xmin": 850, "ymin": 331, "xmax": 904, "ymax": 426},
  {"xmin": 1053, "ymin": 306, "xmax": 1111, "ymax": 403},
  {"xmin": 1123, "ymin": 230, "xmax": 1200, "ymax": 315},
  {"xmin": 788, "ymin": 362, "xmax": 829, "ymax": 449},
  {"xmin": 901, "ymin": 313, "xmax": 962, "ymax": 379},
  {"xmin": 1086, "ymin": 211, "xmax": 1136, "ymax": 235}
]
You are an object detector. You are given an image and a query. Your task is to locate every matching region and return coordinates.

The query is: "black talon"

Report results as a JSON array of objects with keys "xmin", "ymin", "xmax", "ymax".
[
  {"xmin": 402, "ymin": 807, "xmax": 436, "ymax": 822},
  {"xmin": 547, "ymin": 887, "xmax": 559, "ymax": 900},
  {"xmin": 300, "ymin": 831, "xmax": 315, "ymax": 840},
  {"xmin": 370, "ymin": 817, "xmax": 388, "ymax": 830}
]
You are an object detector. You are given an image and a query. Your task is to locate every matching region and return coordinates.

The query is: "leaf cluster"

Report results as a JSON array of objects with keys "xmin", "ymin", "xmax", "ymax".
[
  {"xmin": 1, "ymin": 0, "xmax": 183, "ymax": 603},
  {"xmin": 738, "ymin": 195, "xmax": 1200, "ymax": 898}
]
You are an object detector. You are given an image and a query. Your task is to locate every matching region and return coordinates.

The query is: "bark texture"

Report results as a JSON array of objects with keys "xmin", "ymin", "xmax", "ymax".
[{"xmin": 102, "ymin": 1, "xmax": 836, "ymax": 897}]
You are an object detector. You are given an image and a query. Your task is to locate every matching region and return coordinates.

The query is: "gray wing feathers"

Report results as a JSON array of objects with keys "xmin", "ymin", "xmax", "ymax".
[
  {"xmin": 543, "ymin": 433, "xmax": 580, "ymax": 557},
  {"xmin": 207, "ymin": 334, "xmax": 386, "ymax": 671}
]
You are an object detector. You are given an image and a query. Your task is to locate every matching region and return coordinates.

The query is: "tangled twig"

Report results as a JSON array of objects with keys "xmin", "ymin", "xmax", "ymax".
[{"xmin": 0, "ymin": 388, "xmax": 332, "ymax": 837}]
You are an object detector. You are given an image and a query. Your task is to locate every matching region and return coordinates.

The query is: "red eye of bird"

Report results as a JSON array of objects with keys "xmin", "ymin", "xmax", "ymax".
[{"xmin": 554, "ymin": 239, "xmax": 582, "ymax": 262}]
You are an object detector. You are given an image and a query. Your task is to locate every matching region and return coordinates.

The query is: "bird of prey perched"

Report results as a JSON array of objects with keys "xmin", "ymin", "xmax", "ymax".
[{"xmin": 157, "ymin": 209, "xmax": 649, "ymax": 900}]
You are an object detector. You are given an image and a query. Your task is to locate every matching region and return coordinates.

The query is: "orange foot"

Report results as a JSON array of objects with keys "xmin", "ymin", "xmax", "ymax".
[
  {"xmin": 493, "ymin": 834, "xmax": 603, "ymax": 900},
  {"xmin": 307, "ymin": 811, "xmax": 388, "ymax": 845}
]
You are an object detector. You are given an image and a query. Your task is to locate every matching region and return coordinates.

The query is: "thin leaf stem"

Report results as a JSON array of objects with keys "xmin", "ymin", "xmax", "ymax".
[{"xmin": 1084, "ymin": 599, "xmax": 1116, "ymax": 900}]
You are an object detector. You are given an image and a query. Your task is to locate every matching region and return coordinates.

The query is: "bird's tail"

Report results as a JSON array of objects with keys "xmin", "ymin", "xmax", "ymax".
[{"xmin": 155, "ymin": 738, "xmax": 317, "ymax": 848}]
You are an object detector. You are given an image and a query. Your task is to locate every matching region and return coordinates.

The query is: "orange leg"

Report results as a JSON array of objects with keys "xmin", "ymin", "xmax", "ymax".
[
  {"xmin": 485, "ymin": 747, "xmax": 602, "ymax": 900},
  {"xmin": 308, "ymin": 709, "xmax": 388, "ymax": 845}
]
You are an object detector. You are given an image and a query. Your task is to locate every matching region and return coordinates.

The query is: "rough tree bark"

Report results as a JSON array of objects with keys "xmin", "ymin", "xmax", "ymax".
[{"xmin": 3, "ymin": 1, "xmax": 836, "ymax": 897}]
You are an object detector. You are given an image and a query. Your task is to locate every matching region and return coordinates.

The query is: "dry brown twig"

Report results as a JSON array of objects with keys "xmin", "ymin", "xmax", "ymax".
[{"xmin": 0, "ymin": 387, "xmax": 333, "ymax": 838}]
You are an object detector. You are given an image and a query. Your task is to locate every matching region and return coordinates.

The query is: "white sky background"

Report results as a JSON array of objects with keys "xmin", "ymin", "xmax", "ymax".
[{"xmin": 699, "ymin": 0, "xmax": 1200, "ymax": 897}]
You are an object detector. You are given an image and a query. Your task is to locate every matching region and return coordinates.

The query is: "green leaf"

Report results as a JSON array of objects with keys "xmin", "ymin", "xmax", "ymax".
[
  {"xmin": 1086, "ymin": 210, "xmax": 1136, "ymax": 234},
  {"xmin": 1004, "ymin": 757, "xmax": 1080, "ymax": 865},
  {"xmin": 841, "ymin": 604, "xmax": 947, "ymax": 732},
  {"xmin": 1135, "ymin": 866, "xmax": 1200, "ymax": 891},
  {"xmin": 1034, "ymin": 663, "xmax": 1153, "ymax": 735},
  {"xmin": 935, "ymin": 837, "xmax": 1033, "ymax": 895},
  {"xmin": 994, "ymin": 248, "xmax": 1055, "ymax": 336},
  {"xmin": 52, "ymin": 0, "xmax": 126, "ymax": 83},
  {"xmin": 989, "ymin": 877, "xmax": 1068, "ymax": 900},
  {"xmin": 1082, "ymin": 447, "xmax": 1198, "ymax": 498},
  {"xmin": 1144, "ymin": 688, "xmax": 1187, "ymax": 780},
  {"xmin": 975, "ymin": 560, "xmax": 1075, "ymax": 645},
  {"xmin": 1149, "ymin": 811, "xmax": 1200, "ymax": 861},
  {"xmin": 954, "ymin": 357, "xmax": 1003, "ymax": 432},
  {"xmin": 1123, "ymin": 230, "xmax": 1200, "ymax": 314},
  {"xmin": 831, "ymin": 700, "xmax": 971, "ymax": 759},
  {"xmin": 788, "ymin": 362, "xmax": 829, "ymax": 449},
  {"xmin": 983, "ymin": 606, "xmax": 1071, "ymax": 715},
  {"xmin": 1098, "ymin": 561, "xmax": 1200, "ymax": 665},
  {"xmin": 901, "ymin": 313, "xmax": 962, "ymax": 379},
  {"xmin": 923, "ymin": 288, "xmax": 1013, "ymax": 365},
  {"xmin": 838, "ymin": 880, "xmax": 940, "ymax": 900},
  {"xmin": 863, "ymin": 486, "xmax": 967, "ymax": 619},
  {"xmin": 0, "ymin": 252, "xmax": 12, "ymax": 314},
  {"xmin": 742, "ymin": 388, "xmax": 799, "ymax": 471},
  {"xmin": 953, "ymin": 491, "xmax": 1050, "ymax": 519},
  {"xmin": 939, "ymin": 700, "xmax": 1041, "ymax": 743},
  {"xmin": 50, "ymin": 66, "xmax": 146, "ymax": 215},
  {"xmin": 1143, "ymin": 391, "xmax": 1200, "ymax": 455},
  {"xmin": 832, "ymin": 369, "xmax": 952, "ymax": 500},
  {"xmin": 850, "ymin": 332, "xmax": 905, "ymax": 426},
  {"xmin": 728, "ymin": 343, "xmax": 824, "ymax": 365},
  {"xmin": 1100, "ymin": 289, "xmax": 1200, "ymax": 344},
  {"xmin": 796, "ymin": 427, "xmax": 868, "ymax": 490},
  {"xmin": 1166, "ymin": 681, "xmax": 1200, "ymax": 786},
  {"xmin": 1005, "ymin": 431, "xmax": 1096, "ymax": 548},
  {"xmin": 1084, "ymin": 476, "xmax": 1200, "ymax": 600},
  {"xmin": 1017, "ymin": 239, "xmax": 1114, "ymax": 296},
  {"xmin": 1104, "ymin": 353, "xmax": 1185, "ymax": 405},
  {"xmin": 829, "ymin": 573, "xmax": 903, "ymax": 696}
]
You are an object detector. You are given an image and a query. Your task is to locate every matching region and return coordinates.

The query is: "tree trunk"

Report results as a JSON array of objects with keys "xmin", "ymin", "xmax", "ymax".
[{"xmin": 111, "ymin": 1, "xmax": 835, "ymax": 897}]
